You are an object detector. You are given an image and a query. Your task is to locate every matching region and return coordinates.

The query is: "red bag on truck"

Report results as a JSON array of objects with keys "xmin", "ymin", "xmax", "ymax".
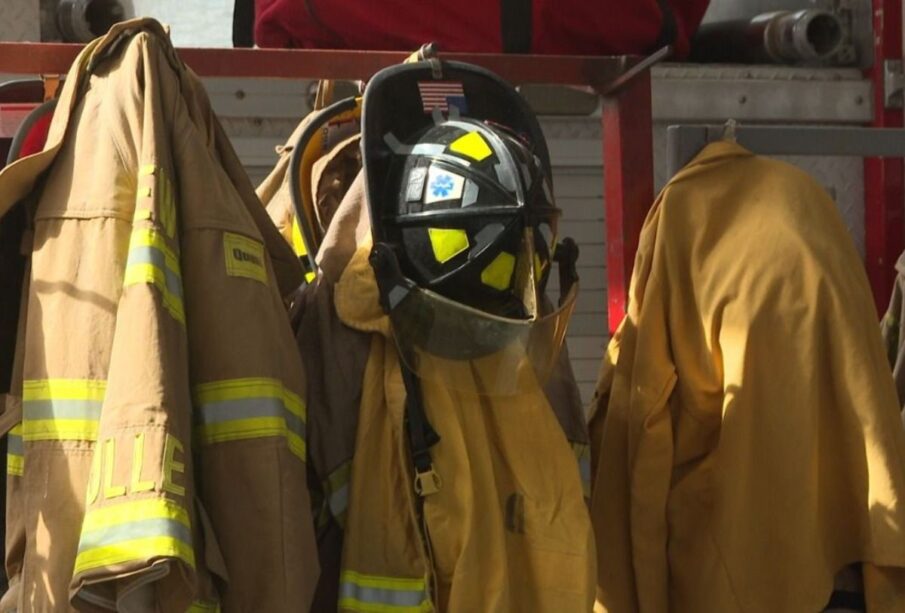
[{"xmin": 254, "ymin": 0, "xmax": 710, "ymax": 58}]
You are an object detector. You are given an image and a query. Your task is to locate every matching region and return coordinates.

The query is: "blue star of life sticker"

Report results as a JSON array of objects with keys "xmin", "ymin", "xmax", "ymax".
[{"xmin": 430, "ymin": 173, "xmax": 455, "ymax": 199}]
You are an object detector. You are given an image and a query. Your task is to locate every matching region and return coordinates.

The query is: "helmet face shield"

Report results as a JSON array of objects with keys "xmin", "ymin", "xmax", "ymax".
[{"xmin": 389, "ymin": 275, "xmax": 578, "ymax": 396}]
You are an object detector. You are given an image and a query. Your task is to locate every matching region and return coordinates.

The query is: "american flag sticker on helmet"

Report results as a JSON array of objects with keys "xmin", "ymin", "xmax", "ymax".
[{"xmin": 418, "ymin": 81, "xmax": 468, "ymax": 113}]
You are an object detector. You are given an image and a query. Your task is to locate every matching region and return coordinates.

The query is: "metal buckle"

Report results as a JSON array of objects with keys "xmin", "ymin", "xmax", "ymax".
[{"xmin": 413, "ymin": 467, "xmax": 442, "ymax": 496}]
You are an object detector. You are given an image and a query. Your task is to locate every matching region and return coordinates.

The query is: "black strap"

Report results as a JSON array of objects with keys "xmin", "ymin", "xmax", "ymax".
[
  {"xmin": 369, "ymin": 243, "xmax": 442, "ymax": 496},
  {"xmin": 232, "ymin": 0, "xmax": 255, "ymax": 48},
  {"xmin": 824, "ymin": 590, "xmax": 866, "ymax": 612},
  {"xmin": 500, "ymin": 0, "xmax": 532, "ymax": 54},
  {"xmin": 652, "ymin": 0, "xmax": 679, "ymax": 52},
  {"xmin": 400, "ymin": 362, "xmax": 441, "ymax": 483}
]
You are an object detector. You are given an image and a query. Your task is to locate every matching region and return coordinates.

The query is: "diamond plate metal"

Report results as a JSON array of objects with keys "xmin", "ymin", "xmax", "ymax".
[{"xmin": 0, "ymin": 0, "xmax": 40, "ymax": 42}]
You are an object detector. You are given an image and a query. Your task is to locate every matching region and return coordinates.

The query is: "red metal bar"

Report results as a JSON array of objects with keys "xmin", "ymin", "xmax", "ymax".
[
  {"xmin": 603, "ymin": 71, "xmax": 654, "ymax": 333},
  {"xmin": 864, "ymin": 0, "xmax": 904, "ymax": 312},
  {"xmin": 0, "ymin": 42, "xmax": 633, "ymax": 86}
]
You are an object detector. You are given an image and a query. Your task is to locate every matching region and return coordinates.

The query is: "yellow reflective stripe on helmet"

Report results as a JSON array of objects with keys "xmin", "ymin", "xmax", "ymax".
[
  {"xmin": 22, "ymin": 379, "xmax": 105, "ymax": 442},
  {"xmin": 124, "ymin": 227, "xmax": 185, "ymax": 324},
  {"xmin": 193, "ymin": 378, "xmax": 306, "ymax": 461},
  {"xmin": 427, "ymin": 228, "xmax": 469, "ymax": 264},
  {"xmin": 75, "ymin": 498, "xmax": 194, "ymax": 574},
  {"xmin": 448, "ymin": 131, "xmax": 493, "ymax": 162},
  {"xmin": 7, "ymin": 424, "xmax": 23, "ymax": 476},
  {"xmin": 187, "ymin": 601, "xmax": 220, "ymax": 613},
  {"xmin": 339, "ymin": 571, "xmax": 431, "ymax": 612},
  {"xmin": 480, "ymin": 251, "xmax": 516, "ymax": 290}
]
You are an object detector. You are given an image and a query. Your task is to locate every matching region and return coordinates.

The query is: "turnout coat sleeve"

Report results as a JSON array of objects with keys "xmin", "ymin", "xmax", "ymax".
[{"xmin": 65, "ymin": 26, "xmax": 202, "ymax": 610}]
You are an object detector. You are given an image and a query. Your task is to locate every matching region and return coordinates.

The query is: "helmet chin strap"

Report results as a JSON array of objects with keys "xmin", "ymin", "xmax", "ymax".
[
  {"xmin": 554, "ymin": 237, "xmax": 580, "ymax": 307},
  {"xmin": 369, "ymin": 242, "xmax": 442, "ymax": 497}
]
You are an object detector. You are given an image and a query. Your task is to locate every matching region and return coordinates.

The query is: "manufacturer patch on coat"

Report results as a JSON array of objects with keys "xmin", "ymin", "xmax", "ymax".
[{"xmin": 224, "ymin": 233, "xmax": 267, "ymax": 285}]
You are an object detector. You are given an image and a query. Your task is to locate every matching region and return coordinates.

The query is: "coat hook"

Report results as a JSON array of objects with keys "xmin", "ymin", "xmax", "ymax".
[{"xmin": 723, "ymin": 119, "xmax": 738, "ymax": 142}]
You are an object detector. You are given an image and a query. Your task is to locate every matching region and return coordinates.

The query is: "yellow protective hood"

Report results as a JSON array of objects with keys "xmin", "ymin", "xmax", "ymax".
[
  {"xmin": 590, "ymin": 141, "xmax": 905, "ymax": 612},
  {"xmin": 334, "ymin": 241, "xmax": 390, "ymax": 337}
]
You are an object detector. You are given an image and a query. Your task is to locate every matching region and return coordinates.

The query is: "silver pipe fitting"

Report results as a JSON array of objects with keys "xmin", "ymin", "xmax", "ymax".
[
  {"xmin": 691, "ymin": 9, "xmax": 845, "ymax": 64},
  {"xmin": 57, "ymin": 0, "xmax": 127, "ymax": 43}
]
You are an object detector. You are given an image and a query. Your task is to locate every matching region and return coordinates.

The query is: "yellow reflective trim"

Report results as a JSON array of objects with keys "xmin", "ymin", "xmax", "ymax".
[
  {"xmin": 427, "ymin": 228, "xmax": 469, "ymax": 264},
  {"xmin": 339, "ymin": 570, "xmax": 431, "ymax": 612},
  {"xmin": 73, "ymin": 536, "xmax": 195, "ymax": 575},
  {"xmin": 291, "ymin": 218, "xmax": 309, "ymax": 258},
  {"xmin": 23, "ymin": 379, "xmax": 106, "ymax": 402},
  {"xmin": 134, "ymin": 208, "xmax": 152, "ymax": 221},
  {"xmin": 187, "ymin": 602, "xmax": 220, "ymax": 613},
  {"xmin": 7, "ymin": 455, "xmax": 23, "ymax": 476},
  {"xmin": 480, "ymin": 251, "xmax": 516, "ymax": 290},
  {"xmin": 193, "ymin": 378, "xmax": 305, "ymax": 420},
  {"xmin": 200, "ymin": 416, "xmax": 286, "ymax": 441},
  {"xmin": 286, "ymin": 431, "xmax": 306, "ymax": 459},
  {"xmin": 139, "ymin": 164, "xmax": 157, "ymax": 176},
  {"xmin": 81, "ymin": 498, "xmax": 190, "ymax": 533},
  {"xmin": 448, "ymin": 131, "xmax": 493, "ymax": 162},
  {"xmin": 129, "ymin": 228, "xmax": 179, "ymax": 272},
  {"xmin": 198, "ymin": 419, "xmax": 306, "ymax": 461},
  {"xmin": 341, "ymin": 571, "xmax": 426, "ymax": 592},
  {"xmin": 338, "ymin": 599, "xmax": 432, "ymax": 613},
  {"xmin": 10, "ymin": 424, "xmax": 22, "ymax": 436},
  {"xmin": 123, "ymin": 263, "xmax": 186, "ymax": 324},
  {"xmin": 194, "ymin": 379, "xmax": 306, "ymax": 461},
  {"xmin": 23, "ymin": 419, "xmax": 98, "ymax": 442}
]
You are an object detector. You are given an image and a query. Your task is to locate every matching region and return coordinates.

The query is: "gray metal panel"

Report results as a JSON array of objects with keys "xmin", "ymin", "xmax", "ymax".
[
  {"xmin": 667, "ymin": 125, "xmax": 905, "ymax": 175},
  {"xmin": 205, "ymin": 79, "xmax": 314, "ymax": 119},
  {"xmin": 776, "ymin": 155, "xmax": 865, "ymax": 257},
  {"xmin": 652, "ymin": 64, "xmax": 872, "ymax": 123},
  {"xmin": 551, "ymin": 165, "xmax": 609, "ymax": 401},
  {"xmin": 0, "ymin": 0, "xmax": 39, "ymax": 42}
]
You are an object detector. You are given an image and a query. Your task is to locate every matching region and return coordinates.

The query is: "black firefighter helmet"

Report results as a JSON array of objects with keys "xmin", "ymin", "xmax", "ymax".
[
  {"xmin": 385, "ymin": 115, "xmax": 560, "ymax": 317},
  {"xmin": 363, "ymin": 59, "xmax": 578, "ymax": 377}
]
